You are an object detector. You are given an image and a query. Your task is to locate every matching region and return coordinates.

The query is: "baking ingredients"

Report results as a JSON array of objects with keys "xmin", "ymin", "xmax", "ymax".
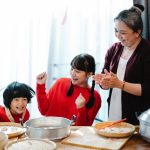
[
  {"xmin": 94, "ymin": 122, "xmax": 135, "ymax": 138},
  {"xmin": 5, "ymin": 139, "xmax": 56, "ymax": 150},
  {"xmin": 0, "ymin": 126, "xmax": 22, "ymax": 134},
  {"xmin": 99, "ymin": 127, "xmax": 132, "ymax": 133},
  {"xmin": 0, "ymin": 122, "xmax": 26, "ymax": 138}
]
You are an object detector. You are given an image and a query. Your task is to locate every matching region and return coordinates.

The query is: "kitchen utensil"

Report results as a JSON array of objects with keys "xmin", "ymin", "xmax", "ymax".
[
  {"xmin": 97, "ymin": 118, "xmax": 127, "ymax": 130},
  {"xmin": 4, "ymin": 138, "xmax": 56, "ymax": 150},
  {"xmin": 94, "ymin": 121, "xmax": 135, "ymax": 138},
  {"xmin": 62, "ymin": 126, "xmax": 131, "ymax": 149},
  {"xmin": 138, "ymin": 108, "xmax": 150, "ymax": 143},
  {"xmin": 0, "ymin": 122, "xmax": 25, "ymax": 138},
  {"xmin": 24, "ymin": 116, "xmax": 71, "ymax": 140}
]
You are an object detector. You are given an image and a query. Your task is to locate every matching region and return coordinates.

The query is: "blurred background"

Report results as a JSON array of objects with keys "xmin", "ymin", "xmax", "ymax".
[{"xmin": 0, "ymin": 0, "xmax": 134, "ymax": 122}]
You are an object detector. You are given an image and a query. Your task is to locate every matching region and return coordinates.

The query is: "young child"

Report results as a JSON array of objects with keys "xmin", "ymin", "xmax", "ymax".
[
  {"xmin": 0, "ymin": 81, "xmax": 35, "ymax": 123},
  {"xmin": 36, "ymin": 53, "xmax": 101, "ymax": 126}
]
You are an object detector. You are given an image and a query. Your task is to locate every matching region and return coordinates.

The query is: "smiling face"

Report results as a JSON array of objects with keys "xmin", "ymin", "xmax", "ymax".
[
  {"xmin": 10, "ymin": 97, "xmax": 28, "ymax": 115},
  {"xmin": 70, "ymin": 68, "xmax": 91, "ymax": 87},
  {"xmin": 114, "ymin": 20, "xmax": 141, "ymax": 48}
]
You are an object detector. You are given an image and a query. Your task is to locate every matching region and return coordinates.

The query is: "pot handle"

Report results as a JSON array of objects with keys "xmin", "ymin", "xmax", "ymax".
[
  {"xmin": 135, "ymin": 111, "xmax": 143, "ymax": 119},
  {"xmin": 19, "ymin": 118, "xmax": 24, "ymax": 126},
  {"xmin": 71, "ymin": 115, "xmax": 76, "ymax": 125}
]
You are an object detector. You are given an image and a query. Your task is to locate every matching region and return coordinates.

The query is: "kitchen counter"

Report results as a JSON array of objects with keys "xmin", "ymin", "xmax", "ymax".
[
  {"xmin": 8, "ymin": 126, "xmax": 150, "ymax": 150},
  {"xmin": 56, "ymin": 126, "xmax": 150, "ymax": 150},
  {"xmin": 122, "ymin": 133, "xmax": 150, "ymax": 150}
]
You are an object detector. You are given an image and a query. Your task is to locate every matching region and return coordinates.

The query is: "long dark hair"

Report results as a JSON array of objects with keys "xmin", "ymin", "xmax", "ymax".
[
  {"xmin": 3, "ymin": 81, "xmax": 35, "ymax": 109},
  {"xmin": 67, "ymin": 53, "xmax": 96, "ymax": 109}
]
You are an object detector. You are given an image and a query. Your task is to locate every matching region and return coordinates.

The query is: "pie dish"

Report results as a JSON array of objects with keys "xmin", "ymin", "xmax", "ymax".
[
  {"xmin": 94, "ymin": 121, "xmax": 135, "ymax": 138},
  {"xmin": 0, "ymin": 122, "xmax": 25, "ymax": 138},
  {"xmin": 4, "ymin": 138, "xmax": 56, "ymax": 150}
]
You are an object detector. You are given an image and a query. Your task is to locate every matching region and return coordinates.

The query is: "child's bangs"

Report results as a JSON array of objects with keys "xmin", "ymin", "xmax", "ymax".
[
  {"xmin": 12, "ymin": 85, "xmax": 29, "ymax": 99},
  {"xmin": 71, "ymin": 57, "xmax": 88, "ymax": 72}
]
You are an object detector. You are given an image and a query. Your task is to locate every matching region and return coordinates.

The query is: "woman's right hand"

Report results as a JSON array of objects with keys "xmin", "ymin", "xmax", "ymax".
[
  {"xmin": 75, "ymin": 93, "xmax": 86, "ymax": 109},
  {"xmin": 93, "ymin": 69, "xmax": 111, "ymax": 89},
  {"xmin": 92, "ymin": 73, "xmax": 104, "ymax": 84},
  {"xmin": 36, "ymin": 72, "xmax": 47, "ymax": 85}
]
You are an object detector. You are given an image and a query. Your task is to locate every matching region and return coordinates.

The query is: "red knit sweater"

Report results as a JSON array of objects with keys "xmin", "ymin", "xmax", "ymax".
[
  {"xmin": 0, "ymin": 105, "xmax": 30, "ymax": 123},
  {"xmin": 36, "ymin": 78, "xmax": 101, "ymax": 126}
]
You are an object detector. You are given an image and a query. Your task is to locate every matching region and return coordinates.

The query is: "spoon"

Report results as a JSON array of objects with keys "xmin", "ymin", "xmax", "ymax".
[{"xmin": 99, "ymin": 118, "xmax": 127, "ymax": 130}]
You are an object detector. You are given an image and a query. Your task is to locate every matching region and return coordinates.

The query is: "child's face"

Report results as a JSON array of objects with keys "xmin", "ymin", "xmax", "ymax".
[
  {"xmin": 10, "ymin": 97, "xmax": 28, "ymax": 115},
  {"xmin": 70, "ymin": 68, "xmax": 91, "ymax": 87}
]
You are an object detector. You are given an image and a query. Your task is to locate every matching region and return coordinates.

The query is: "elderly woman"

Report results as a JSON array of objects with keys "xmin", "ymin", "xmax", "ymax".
[{"xmin": 93, "ymin": 4, "xmax": 150, "ymax": 125}]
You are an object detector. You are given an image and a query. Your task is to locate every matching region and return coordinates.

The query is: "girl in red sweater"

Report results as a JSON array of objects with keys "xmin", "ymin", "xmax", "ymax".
[
  {"xmin": 0, "ymin": 82, "xmax": 35, "ymax": 124},
  {"xmin": 36, "ymin": 54, "xmax": 101, "ymax": 126}
]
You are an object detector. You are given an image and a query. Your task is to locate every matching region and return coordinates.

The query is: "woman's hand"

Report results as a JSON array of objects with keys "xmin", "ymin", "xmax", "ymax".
[
  {"xmin": 36, "ymin": 72, "xmax": 47, "ymax": 85},
  {"xmin": 93, "ymin": 69, "xmax": 111, "ymax": 89},
  {"xmin": 92, "ymin": 73, "xmax": 104, "ymax": 84},
  {"xmin": 75, "ymin": 93, "xmax": 86, "ymax": 109},
  {"xmin": 101, "ymin": 71, "xmax": 122, "ymax": 89}
]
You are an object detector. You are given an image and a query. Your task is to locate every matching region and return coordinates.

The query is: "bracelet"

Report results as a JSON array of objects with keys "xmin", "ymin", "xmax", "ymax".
[{"xmin": 122, "ymin": 81, "xmax": 125, "ymax": 90}]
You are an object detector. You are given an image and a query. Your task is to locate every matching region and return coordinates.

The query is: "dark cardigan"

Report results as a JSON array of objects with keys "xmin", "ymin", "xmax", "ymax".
[{"xmin": 103, "ymin": 38, "xmax": 150, "ymax": 125}]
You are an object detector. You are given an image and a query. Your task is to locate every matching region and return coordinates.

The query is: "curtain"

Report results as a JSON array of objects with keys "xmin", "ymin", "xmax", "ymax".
[
  {"xmin": 0, "ymin": 0, "xmax": 133, "ymax": 121},
  {"xmin": 133, "ymin": 0, "xmax": 150, "ymax": 40},
  {"xmin": 46, "ymin": 0, "xmax": 133, "ymax": 121}
]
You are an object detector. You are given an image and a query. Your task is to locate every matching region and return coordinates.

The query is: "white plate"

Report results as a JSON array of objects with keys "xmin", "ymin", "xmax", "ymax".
[
  {"xmin": 5, "ymin": 138, "xmax": 56, "ymax": 150},
  {"xmin": 0, "ymin": 122, "xmax": 26, "ymax": 138}
]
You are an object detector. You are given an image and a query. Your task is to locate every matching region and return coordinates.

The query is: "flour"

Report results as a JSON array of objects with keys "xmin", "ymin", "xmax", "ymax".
[
  {"xmin": 0, "ymin": 126, "xmax": 22, "ymax": 134},
  {"xmin": 100, "ymin": 127, "xmax": 132, "ymax": 133},
  {"xmin": 6, "ymin": 139, "xmax": 56, "ymax": 150}
]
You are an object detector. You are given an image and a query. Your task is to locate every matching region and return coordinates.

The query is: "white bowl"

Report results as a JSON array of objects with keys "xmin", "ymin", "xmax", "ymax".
[
  {"xmin": 5, "ymin": 138, "xmax": 56, "ymax": 150},
  {"xmin": 94, "ymin": 121, "xmax": 135, "ymax": 138},
  {"xmin": 0, "ymin": 131, "xmax": 8, "ymax": 150}
]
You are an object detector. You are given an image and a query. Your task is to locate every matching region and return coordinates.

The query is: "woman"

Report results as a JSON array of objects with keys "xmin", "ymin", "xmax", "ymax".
[
  {"xmin": 36, "ymin": 53, "xmax": 101, "ymax": 126},
  {"xmin": 0, "ymin": 81, "xmax": 35, "ymax": 123},
  {"xmin": 93, "ymin": 4, "xmax": 150, "ymax": 125}
]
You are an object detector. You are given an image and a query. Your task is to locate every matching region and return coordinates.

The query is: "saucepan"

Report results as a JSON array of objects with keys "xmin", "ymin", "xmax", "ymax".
[
  {"xmin": 24, "ymin": 116, "xmax": 74, "ymax": 140},
  {"xmin": 138, "ymin": 108, "xmax": 150, "ymax": 143}
]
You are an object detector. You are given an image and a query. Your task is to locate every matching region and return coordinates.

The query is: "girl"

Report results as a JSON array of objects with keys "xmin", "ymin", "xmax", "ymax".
[
  {"xmin": 0, "ymin": 82, "xmax": 35, "ymax": 123},
  {"xmin": 36, "ymin": 53, "xmax": 101, "ymax": 126}
]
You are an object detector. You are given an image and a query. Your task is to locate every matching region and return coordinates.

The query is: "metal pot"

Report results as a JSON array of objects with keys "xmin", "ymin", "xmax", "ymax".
[
  {"xmin": 138, "ymin": 108, "xmax": 150, "ymax": 143},
  {"xmin": 24, "ymin": 116, "xmax": 71, "ymax": 140}
]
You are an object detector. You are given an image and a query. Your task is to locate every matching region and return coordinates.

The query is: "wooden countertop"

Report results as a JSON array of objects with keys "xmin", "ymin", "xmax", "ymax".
[
  {"xmin": 56, "ymin": 126, "xmax": 150, "ymax": 150},
  {"xmin": 121, "ymin": 133, "xmax": 150, "ymax": 150},
  {"xmin": 8, "ymin": 126, "xmax": 150, "ymax": 150},
  {"xmin": 121, "ymin": 126, "xmax": 150, "ymax": 150}
]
